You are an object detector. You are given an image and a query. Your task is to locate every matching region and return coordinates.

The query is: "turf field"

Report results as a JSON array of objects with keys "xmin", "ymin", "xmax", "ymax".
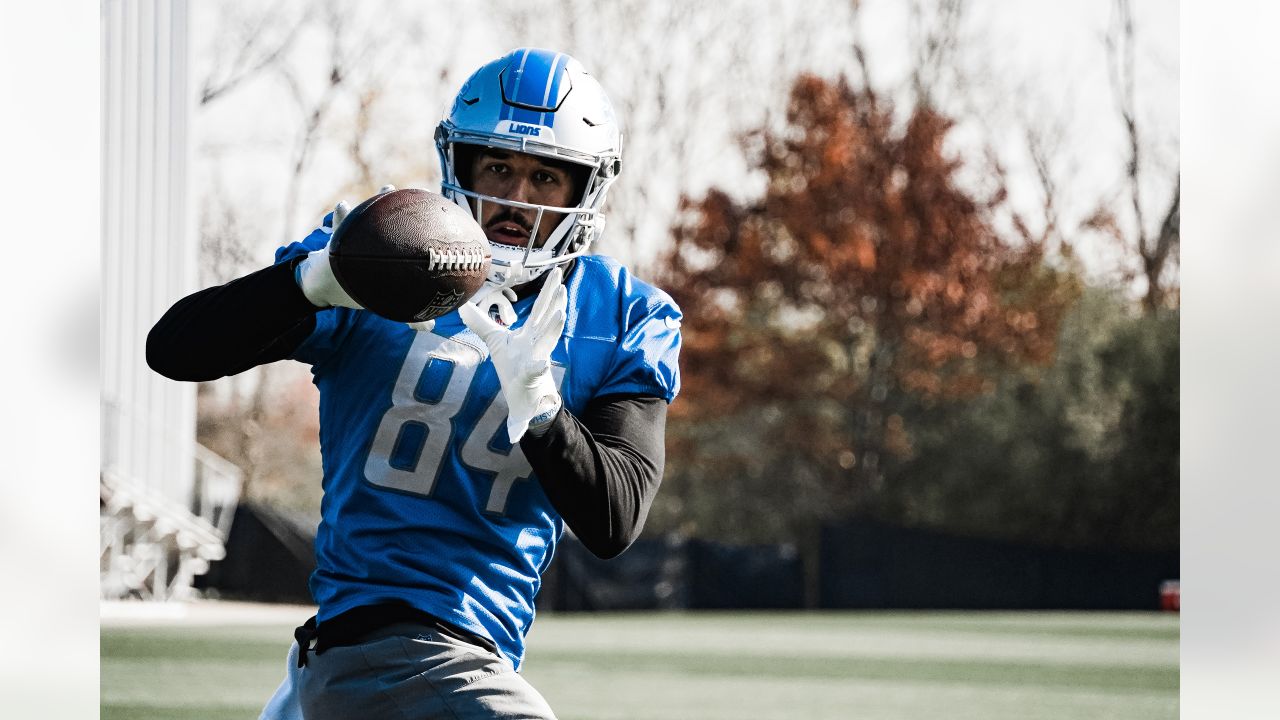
[{"xmin": 101, "ymin": 607, "xmax": 1178, "ymax": 719}]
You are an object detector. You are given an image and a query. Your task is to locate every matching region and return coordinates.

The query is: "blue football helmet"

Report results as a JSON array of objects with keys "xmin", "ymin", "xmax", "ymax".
[{"xmin": 436, "ymin": 48, "xmax": 623, "ymax": 288}]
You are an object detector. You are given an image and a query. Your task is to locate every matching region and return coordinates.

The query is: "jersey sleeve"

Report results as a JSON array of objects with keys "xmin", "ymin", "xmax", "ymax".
[
  {"xmin": 274, "ymin": 210, "xmax": 337, "ymax": 265},
  {"xmin": 597, "ymin": 294, "xmax": 682, "ymax": 403},
  {"xmin": 274, "ymin": 211, "xmax": 363, "ymax": 368}
]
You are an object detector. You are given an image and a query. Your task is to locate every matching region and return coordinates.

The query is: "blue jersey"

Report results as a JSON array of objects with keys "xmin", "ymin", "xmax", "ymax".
[{"xmin": 275, "ymin": 220, "xmax": 681, "ymax": 669}]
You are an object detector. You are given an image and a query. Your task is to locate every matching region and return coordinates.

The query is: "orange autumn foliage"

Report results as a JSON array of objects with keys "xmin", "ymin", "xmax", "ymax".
[{"xmin": 660, "ymin": 75, "xmax": 1077, "ymax": 483}]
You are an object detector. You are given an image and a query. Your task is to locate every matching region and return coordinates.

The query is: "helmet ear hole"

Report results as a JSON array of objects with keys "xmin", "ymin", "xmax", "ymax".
[
  {"xmin": 565, "ymin": 164, "xmax": 591, "ymax": 205},
  {"xmin": 451, "ymin": 143, "xmax": 481, "ymax": 190}
]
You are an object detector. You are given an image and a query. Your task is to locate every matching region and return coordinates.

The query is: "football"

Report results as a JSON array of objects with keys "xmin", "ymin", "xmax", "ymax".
[{"xmin": 329, "ymin": 189, "xmax": 491, "ymax": 323}]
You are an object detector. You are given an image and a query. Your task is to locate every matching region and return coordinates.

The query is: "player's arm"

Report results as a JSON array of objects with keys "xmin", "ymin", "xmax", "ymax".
[
  {"xmin": 461, "ymin": 266, "xmax": 679, "ymax": 559},
  {"xmin": 519, "ymin": 394, "xmax": 666, "ymax": 559},
  {"xmin": 146, "ymin": 257, "xmax": 321, "ymax": 381},
  {"xmin": 148, "ymin": 198, "xmax": 379, "ymax": 381}
]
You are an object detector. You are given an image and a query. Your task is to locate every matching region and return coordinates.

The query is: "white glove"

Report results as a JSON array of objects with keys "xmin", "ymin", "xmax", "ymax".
[
  {"xmin": 458, "ymin": 266, "xmax": 567, "ymax": 442},
  {"xmin": 407, "ymin": 281, "xmax": 516, "ymax": 333},
  {"xmin": 295, "ymin": 185, "xmax": 395, "ymax": 309}
]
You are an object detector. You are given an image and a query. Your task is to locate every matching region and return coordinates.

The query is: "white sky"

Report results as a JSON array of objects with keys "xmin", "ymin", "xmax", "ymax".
[
  {"xmin": 853, "ymin": 0, "xmax": 1179, "ymax": 282},
  {"xmin": 192, "ymin": 0, "xmax": 1179, "ymax": 286}
]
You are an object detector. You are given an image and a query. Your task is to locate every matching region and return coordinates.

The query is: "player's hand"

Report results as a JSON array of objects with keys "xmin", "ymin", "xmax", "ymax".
[
  {"xmin": 295, "ymin": 185, "xmax": 396, "ymax": 309},
  {"xmin": 458, "ymin": 266, "xmax": 566, "ymax": 442}
]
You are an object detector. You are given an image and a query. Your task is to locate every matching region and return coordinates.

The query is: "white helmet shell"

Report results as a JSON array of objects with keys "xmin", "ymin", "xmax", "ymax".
[{"xmin": 436, "ymin": 48, "xmax": 623, "ymax": 288}]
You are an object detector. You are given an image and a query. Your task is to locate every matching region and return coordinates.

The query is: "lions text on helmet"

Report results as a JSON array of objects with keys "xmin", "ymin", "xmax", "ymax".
[{"xmin": 436, "ymin": 48, "xmax": 623, "ymax": 290}]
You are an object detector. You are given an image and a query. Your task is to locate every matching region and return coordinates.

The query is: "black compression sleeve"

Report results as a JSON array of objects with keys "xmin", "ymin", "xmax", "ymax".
[
  {"xmin": 519, "ymin": 394, "xmax": 667, "ymax": 559},
  {"xmin": 146, "ymin": 259, "xmax": 320, "ymax": 381}
]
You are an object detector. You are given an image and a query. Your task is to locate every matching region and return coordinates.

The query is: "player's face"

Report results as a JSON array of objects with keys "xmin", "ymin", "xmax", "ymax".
[{"xmin": 467, "ymin": 149, "xmax": 576, "ymax": 249}]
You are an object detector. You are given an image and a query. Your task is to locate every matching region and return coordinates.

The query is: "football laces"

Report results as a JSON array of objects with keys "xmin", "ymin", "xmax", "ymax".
[{"xmin": 426, "ymin": 246, "xmax": 488, "ymax": 272}]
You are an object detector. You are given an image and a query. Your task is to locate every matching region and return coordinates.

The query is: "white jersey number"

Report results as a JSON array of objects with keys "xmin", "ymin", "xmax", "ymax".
[{"xmin": 363, "ymin": 331, "xmax": 562, "ymax": 516}]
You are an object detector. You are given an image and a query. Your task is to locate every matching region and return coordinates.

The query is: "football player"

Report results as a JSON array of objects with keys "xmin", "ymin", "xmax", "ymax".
[{"xmin": 148, "ymin": 48, "xmax": 681, "ymax": 720}]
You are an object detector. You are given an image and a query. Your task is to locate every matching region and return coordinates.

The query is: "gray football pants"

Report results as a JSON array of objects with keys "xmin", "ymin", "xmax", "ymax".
[{"xmin": 259, "ymin": 621, "xmax": 557, "ymax": 720}]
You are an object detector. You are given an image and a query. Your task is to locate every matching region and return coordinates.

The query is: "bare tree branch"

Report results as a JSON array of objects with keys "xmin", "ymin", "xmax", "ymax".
[
  {"xmin": 199, "ymin": 169, "xmax": 258, "ymax": 286},
  {"xmin": 276, "ymin": 1, "xmax": 387, "ymax": 242},
  {"xmin": 1147, "ymin": 175, "xmax": 1179, "ymax": 310},
  {"xmin": 909, "ymin": 0, "xmax": 965, "ymax": 109},
  {"xmin": 200, "ymin": 3, "xmax": 309, "ymax": 106},
  {"xmin": 1107, "ymin": 0, "xmax": 1147, "ymax": 253},
  {"xmin": 1023, "ymin": 123, "xmax": 1063, "ymax": 251},
  {"xmin": 849, "ymin": 0, "xmax": 877, "ymax": 111},
  {"xmin": 1104, "ymin": 0, "xmax": 1177, "ymax": 311},
  {"xmin": 348, "ymin": 88, "xmax": 379, "ymax": 190}
]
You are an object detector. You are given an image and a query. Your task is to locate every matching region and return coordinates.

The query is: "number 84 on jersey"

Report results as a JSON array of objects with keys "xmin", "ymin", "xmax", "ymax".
[{"xmin": 363, "ymin": 330, "xmax": 565, "ymax": 516}]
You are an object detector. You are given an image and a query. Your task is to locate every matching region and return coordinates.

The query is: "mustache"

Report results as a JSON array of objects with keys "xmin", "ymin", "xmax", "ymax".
[{"xmin": 485, "ymin": 209, "xmax": 534, "ymax": 233}]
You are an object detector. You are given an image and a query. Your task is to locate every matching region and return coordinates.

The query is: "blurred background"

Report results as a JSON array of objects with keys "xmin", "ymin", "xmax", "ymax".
[
  {"xmin": 101, "ymin": 0, "xmax": 1178, "ymax": 618},
  {"xmin": 92, "ymin": 0, "xmax": 1185, "ymax": 717}
]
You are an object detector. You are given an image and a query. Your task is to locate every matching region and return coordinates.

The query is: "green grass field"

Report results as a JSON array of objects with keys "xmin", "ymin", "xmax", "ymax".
[{"xmin": 102, "ymin": 610, "xmax": 1178, "ymax": 720}]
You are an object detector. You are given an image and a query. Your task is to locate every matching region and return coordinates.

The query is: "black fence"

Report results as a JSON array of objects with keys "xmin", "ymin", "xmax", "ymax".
[
  {"xmin": 201, "ymin": 505, "xmax": 1177, "ymax": 612},
  {"xmin": 195, "ymin": 502, "xmax": 316, "ymax": 604},
  {"xmin": 539, "ymin": 535, "xmax": 805, "ymax": 611},
  {"xmin": 818, "ymin": 519, "xmax": 1180, "ymax": 610}
]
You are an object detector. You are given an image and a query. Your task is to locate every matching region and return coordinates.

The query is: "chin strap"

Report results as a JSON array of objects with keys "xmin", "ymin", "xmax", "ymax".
[{"xmin": 488, "ymin": 254, "xmax": 547, "ymax": 289}]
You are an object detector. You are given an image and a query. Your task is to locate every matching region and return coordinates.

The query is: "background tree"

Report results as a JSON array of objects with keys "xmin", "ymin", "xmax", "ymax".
[
  {"xmin": 885, "ymin": 287, "xmax": 1177, "ymax": 551},
  {"xmin": 651, "ymin": 73, "xmax": 1078, "ymax": 548}
]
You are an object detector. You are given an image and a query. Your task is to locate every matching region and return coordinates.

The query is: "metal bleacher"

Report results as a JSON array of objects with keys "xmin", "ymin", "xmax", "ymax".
[{"xmin": 100, "ymin": 442, "xmax": 242, "ymax": 601}]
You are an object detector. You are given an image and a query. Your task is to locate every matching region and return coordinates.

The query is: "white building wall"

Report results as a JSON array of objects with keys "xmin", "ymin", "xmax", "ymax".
[{"xmin": 101, "ymin": 0, "xmax": 196, "ymax": 507}]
